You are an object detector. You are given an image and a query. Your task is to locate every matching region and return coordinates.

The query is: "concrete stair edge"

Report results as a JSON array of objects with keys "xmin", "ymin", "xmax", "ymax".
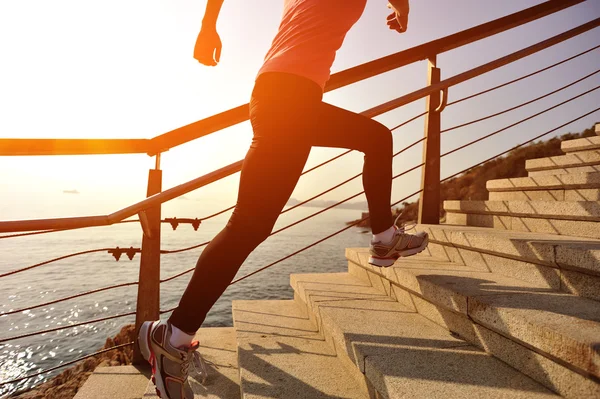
[
  {"xmin": 418, "ymin": 224, "xmax": 600, "ymax": 276},
  {"xmin": 443, "ymin": 199, "xmax": 600, "ymax": 222},
  {"xmin": 526, "ymin": 149, "xmax": 600, "ymax": 172},
  {"xmin": 424, "ymin": 240, "xmax": 600, "ymax": 302},
  {"xmin": 345, "ymin": 257, "xmax": 600, "ymax": 399},
  {"xmin": 488, "ymin": 188, "xmax": 600, "ymax": 201},
  {"xmin": 344, "ymin": 249, "xmax": 600, "ymax": 384},
  {"xmin": 290, "ymin": 272, "xmax": 557, "ymax": 399},
  {"xmin": 561, "ymin": 136, "xmax": 600, "ymax": 153},
  {"xmin": 486, "ymin": 171, "xmax": 600, "ymax": 192}
]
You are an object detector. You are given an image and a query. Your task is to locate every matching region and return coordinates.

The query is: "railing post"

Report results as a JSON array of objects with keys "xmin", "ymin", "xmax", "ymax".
[
  {"xmin": 418, "ymin": 56, "xmax": 442, "ymax": 225},
  {"xmin": 133, "ymin": 154, "xmax": 162, "ymax": 365}
]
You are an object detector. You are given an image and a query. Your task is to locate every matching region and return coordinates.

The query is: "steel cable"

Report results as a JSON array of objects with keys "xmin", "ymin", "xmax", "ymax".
[
  {"xmin": 442, "ymin": 69, "xmax": 600, "ymax": 133},
  {"xmin": 442, "ymin": 85, "xmax": 600, "ymax": 158},
  {"xmin": 447, "ymin": 44, "xmax": 600, "ymax": 106},
  {"xmin": 0, "ymin": 282, "xmax": 139, "ymax": 317},
  {"xmin": 0, "ymin": 311, "xmax": 136, "ymax": 344},
  {"xmin": 0, "ymin": 249, "xmax": 113, "ymax": 279}
]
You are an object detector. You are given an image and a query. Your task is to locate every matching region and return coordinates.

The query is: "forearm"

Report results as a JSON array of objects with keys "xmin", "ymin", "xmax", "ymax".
[{"xmin": 202, "ymin": 0, "xmax": 224, "ymax": 31}]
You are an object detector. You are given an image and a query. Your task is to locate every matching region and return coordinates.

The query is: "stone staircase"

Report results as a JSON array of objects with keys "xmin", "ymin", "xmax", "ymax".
[{"xmin": 77, "ymin": 126, "xmax": 600, "ymax": 398}]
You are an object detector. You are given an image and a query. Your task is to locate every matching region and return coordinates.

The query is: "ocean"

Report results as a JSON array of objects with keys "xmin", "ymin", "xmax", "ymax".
[{"xmin": 0, "ymin": 206, "xmax": 371, "ymax": 397}]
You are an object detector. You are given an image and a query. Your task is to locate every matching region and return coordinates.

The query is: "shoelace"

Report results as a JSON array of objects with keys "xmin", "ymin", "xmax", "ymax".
[
  {"xmin": 393, "ymin": 212, "xmax": 417, "ymax": 235},
  {"xmin": 180, "ymin": 350, "xmax": 209, "ymax": 385}
]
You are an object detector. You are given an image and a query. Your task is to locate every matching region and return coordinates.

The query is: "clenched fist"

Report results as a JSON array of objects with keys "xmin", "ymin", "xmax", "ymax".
[
  {"xmin": 194, "ymin": 27, "xmax": 222, "ymax": 66},
  {"xmin": 387, "ymin": 0, "xmax": 409, "ymax": 33}
]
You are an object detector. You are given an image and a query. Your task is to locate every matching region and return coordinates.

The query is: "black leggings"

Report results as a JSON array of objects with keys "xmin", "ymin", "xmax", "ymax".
[{"xmin": 169, "ymin": 72, "xmax": 394, "ymax": 332}]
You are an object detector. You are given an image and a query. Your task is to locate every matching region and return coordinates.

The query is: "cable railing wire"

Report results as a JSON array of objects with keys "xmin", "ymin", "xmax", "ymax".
[
  {"xmin": 0, "ymin": 248, "xmax": 113, "ymax": 279},
  {"xmin": 0, "ymin": 281, "xmax": 139, "ymax": 317},
  {"xmin": 0, "ymin": 311, "xmax": 136, "ymax": 345},
  {"xmin": 442, "ymin": 85, "xmax": 600, "ymax": 158},
  {"xmin": 0, "ymin": 342, "xmax": 134, "ymax": 387},
  {"xmin": 441, "ymin": 105, "xmax": 600, "ymax": 182},
  {"xmin": 447, "ymin": 44, "xmax": 600, "ymax": 107},
  {"xmin": 442, "ymin": 69, "xmax": 600, "ymax": 133}
]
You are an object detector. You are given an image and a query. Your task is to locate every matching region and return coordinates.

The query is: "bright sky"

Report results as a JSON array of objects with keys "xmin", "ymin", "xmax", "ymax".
[{"xmin": 0, "ymin": 0, "xmax": 599, "ymax": 221}]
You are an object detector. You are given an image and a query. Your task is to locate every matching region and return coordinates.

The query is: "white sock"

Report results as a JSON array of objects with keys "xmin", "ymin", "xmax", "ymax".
[
  {"xmin": 169, "ymin": 324, "xmax": 195, "ymax": 349},
  {"xmin": 372, "ymin": 225, "xmax": 396, "ymax": 244}
]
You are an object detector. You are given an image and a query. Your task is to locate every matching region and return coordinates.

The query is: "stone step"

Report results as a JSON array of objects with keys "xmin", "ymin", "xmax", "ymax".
[
  {"xmin": 345, "ymin": 250, "xmax": 600, "ymax": 398},
  {"xmin": 424, "ymin": 240, "xmax": 600, "ymax": 302},
  {"xmin": 290, "ymin": 272, "xmax": 556, "ymax": 399},
  {"xmin": 488, "ymin": 188, "xmax": 600, "ymax": 201},
  {"xmin": 487, "ymin": 171, "xmax": 600, "ymax": 193},
  {"xmin": 444, "ymin": 200, "xmax": 600, "ymax": 220},
  {"xmin": 232, "ymin": 299, "xmax": 367, "ymax": 399},
  {"xmin": 487, "ymin": 172, "xmax": 600, "ymax": 201},
  {"xmin": 528, "ymin": 165, "xmax": 600, "ymax": 177},
  {"xmin": 561, "ymin": 136, "xmax": 600, "ymax": 153},
  {"xmin": 525, "ymin": 150, "xmax": 600, "ymax": 175},
  {"xmin": 443, "ymin": 200, "xmax": 600, "ymax": 239},
  {"xmin": 418, "ymin": 224, "xmax": 600, "ymax": 279},
  {"xmin": 73, "ymin": 365, "xmax": 150, "ymax": 399},
  {"xmin": 143, "ymin": 327, "xmax": 240, "ymax": 398}
]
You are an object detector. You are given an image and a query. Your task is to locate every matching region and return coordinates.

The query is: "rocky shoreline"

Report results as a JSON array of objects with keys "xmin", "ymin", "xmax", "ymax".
[{"xmin": 10, "ymin": 324, "xmax": 136, "ymax": 399}]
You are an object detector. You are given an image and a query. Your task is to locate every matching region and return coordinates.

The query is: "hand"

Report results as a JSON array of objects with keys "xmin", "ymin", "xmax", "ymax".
[
  {"xmin": 193, "ymin": 26, "xmax": 222, "ymax": 66},
  {"xmin": 387, "ymin": 0, "xmax": 409, "ymax": 33}
]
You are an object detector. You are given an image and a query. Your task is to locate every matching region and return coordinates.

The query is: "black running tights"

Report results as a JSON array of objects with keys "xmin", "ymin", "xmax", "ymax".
[{"xmin": 169, "ymin": 72, "xmax": 394, "ymax": 333}]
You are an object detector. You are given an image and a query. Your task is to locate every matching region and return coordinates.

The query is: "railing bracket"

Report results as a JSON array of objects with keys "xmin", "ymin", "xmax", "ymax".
[
  {"xmin": 436, "ymin": 88, "xmax": 448, "ymax": 113},
  {"xmin": 108, "ymin": 246, "xmax": 141, "ymax": 261},
  {"xmin": 165, "ymin": 217, "xmax": 202, "ymax": 231}
]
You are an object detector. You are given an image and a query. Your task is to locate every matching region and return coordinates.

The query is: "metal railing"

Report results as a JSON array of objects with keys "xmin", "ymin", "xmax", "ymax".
[{"xmin": 1, "ymin": 0, "xmax": 599, "ymax": 393}]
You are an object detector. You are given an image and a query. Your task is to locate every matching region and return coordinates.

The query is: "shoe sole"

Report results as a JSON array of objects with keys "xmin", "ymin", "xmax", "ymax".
[
  {"xmin": 138, "ymin": 321, "xmax": 168, "ymax": 398},
  {"xmin": 368, "ymin": 236, "xmax": 429, "ymax": 267}
]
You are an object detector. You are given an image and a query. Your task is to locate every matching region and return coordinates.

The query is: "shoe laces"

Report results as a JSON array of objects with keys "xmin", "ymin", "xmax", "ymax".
[
  {"xmin": 393, "ymin": 212, "xmax": 416, "ymax": 235},
  {"xmin": 180, "ymin": 344, "xmax": 209, "ymax": 385}
]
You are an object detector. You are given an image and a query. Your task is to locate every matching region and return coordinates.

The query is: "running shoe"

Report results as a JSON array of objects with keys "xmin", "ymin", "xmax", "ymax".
[
  {"xmin": 368, "ymin": 218, "xmax": 429, "ymax": 267},
  {"xmin": 138, "ymin": 319, "xmax": 208, "ymax": 399}
]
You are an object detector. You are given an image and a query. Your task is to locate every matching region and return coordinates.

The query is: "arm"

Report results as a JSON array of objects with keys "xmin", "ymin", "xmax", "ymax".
[
  {"xmin": 194, "ymin": 0, "xmax": 224, "ymax": 66},
  {"xmin": 387, "ymin": 0, "xmax": 409, "ymax": 33},
  {"xmin": 201, "ymin": 0, "xmax": 224, "ymax": 31}
]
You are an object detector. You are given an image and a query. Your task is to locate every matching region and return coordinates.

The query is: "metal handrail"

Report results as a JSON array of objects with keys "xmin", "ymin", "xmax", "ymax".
[
  {"xmin": 0, "ymin": 0, "xmax": 584, "ymax": 157},
  {"xmin": 1, "ymin": 17, "xmax": 598, "ymax": 234}
]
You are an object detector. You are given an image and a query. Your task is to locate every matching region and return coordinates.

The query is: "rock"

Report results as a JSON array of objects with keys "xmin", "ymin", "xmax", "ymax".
[{"xmin": 11, "ymin": 324, "xmax": 136, "ymax": 399}]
